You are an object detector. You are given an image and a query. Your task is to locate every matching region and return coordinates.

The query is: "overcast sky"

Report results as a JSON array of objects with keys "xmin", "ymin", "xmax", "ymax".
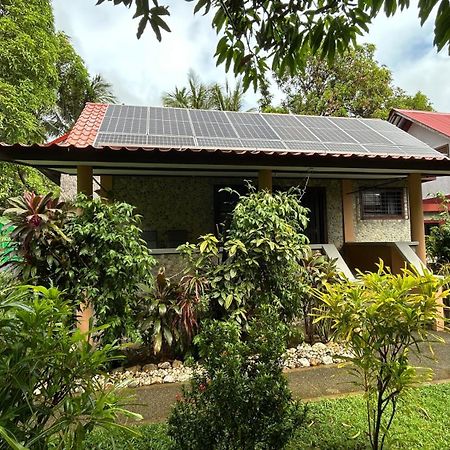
[{"xmin": 52, "ymin": 0, "xmax": 450, "ymax": 112}]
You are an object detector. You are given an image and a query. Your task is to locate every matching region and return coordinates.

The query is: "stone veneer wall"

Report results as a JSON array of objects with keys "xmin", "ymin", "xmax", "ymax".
[
  {"xmin": 112, "ymin": 176, "xmax": 345, "ymax": 249},
  {"xmin": 351, "ymin": 179, "xmax": 411, "ymax": 242}
]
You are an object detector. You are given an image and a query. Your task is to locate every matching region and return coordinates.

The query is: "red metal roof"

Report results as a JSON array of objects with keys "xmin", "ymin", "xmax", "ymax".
[
  {"xmin": 63, "ymin": 102, "xmax": 108, "ymax": 146},
  {"xmin": 392, "ymin": 109, "xmax": 450, "ymax": 138}
]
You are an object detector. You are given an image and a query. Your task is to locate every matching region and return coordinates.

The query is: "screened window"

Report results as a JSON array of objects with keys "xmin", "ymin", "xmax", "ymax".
[{"xmin": 360, "ymin": 189, "xmax": 405, "ymax": 219}]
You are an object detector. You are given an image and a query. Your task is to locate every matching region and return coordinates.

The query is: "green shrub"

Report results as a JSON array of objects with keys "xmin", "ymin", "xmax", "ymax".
[
  {"xmin": 168, "ymin": 306, "xmax": 306, "ymax": 449},
  {"xmin": 316, "ymin": 263, "xmax": 448, "ymax": 450},
  {"xmin": 0, "ymin": 276, "xmax": 139, "ymax": 449},
  {"xmin": 178, "ymin": 188, "xmax": 310, "ymax": 326},
  {"xmin": 4, "ymin": 192, "xmax": 156, "ymax": 343}
]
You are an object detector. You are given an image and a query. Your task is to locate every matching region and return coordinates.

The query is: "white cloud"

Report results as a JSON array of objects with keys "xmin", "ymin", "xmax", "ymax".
[{"xmin": 51, "ymin": 0, "xmax": 449, "ymax": 111}]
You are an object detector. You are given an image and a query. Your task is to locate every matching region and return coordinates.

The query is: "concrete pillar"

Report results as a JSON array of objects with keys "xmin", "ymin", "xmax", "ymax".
[
  {"xmin": 408, "ymin": 173, "xmax": 426, "ymax": 263},
  {"xmin": 77, "ymin": 165, "xmax": 93, "ymax": 197},
  {"xmin": 341, "ymin": 180, "xmax": 355, "ymax": 242},
  {"xmin": 76, "ymin": 165, "xmax": 94, "ymax": 337},
  {"xmin": 258, "ymin": 169, "xmax": 272, "ymax": 192},
  {"xmin": 99, "ymin": 175, "xmax": 113, "ymax": 200}
]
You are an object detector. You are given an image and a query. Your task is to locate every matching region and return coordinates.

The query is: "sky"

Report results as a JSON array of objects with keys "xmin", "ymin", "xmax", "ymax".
[{"xmin": 51, "ymin": 0, "xmax": 450, "ymax": 112}]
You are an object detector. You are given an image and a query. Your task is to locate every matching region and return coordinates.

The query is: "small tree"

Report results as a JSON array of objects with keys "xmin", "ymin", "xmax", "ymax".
[
  {"xmin": 316, "ymin": 263, "xmax": 448, "ymax": 450},
  {"xmin": 168, "ymin": 306, "xmax": 306, "ymax": 449}
]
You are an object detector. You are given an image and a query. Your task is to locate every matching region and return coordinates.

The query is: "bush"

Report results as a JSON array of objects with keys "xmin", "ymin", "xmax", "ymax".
[
  {"xmin": 178, "ymin": 188, "xmax": 310, "ymax": 326},
  {"xmin": 4, "ymin": 192, "xmax": 156, "ymax": 343},
  {"xmin": 316, "ymin": 263, "xmax": 448, "ymax": 450},
  {"xmin": 0, "ymin": 275, "xmax": 139, "ymax": 449},
  {"xmin": 168, "ymin": 306, "xmax": 306, "ymax": 449}
]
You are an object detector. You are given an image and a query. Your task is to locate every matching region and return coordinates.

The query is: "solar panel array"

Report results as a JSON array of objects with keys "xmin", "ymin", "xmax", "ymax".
[{"xmin": 94, "ymin": 105, "xmax": 438, "ymax": 157}]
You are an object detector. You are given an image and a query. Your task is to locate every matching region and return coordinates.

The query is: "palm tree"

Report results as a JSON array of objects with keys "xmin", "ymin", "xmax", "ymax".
[
  {"xmin": 162, "ymin": 70, "xmax": 246, "ymax": 111},
  {"xmin": 210, "ymin": 79, "xmax": 244, "ymax": 112},
  {"xmin": 85, "ymin": 74, "xmax": 117, "ymax": 104}
]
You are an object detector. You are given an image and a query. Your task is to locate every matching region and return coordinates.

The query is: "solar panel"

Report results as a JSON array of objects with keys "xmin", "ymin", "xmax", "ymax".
[
  {"xmin": 239, "ymin": 139, "xmax": 286, "ymax": 149},
  {"xmin": 284, "ymin": 141, "xmax": 328, "ymax": 151},
  {"xmin": 189, "ymin": 110, "xmax": 237, "ymax": 138},
  {"xmin": 197, "ymin": 137, "xmax": 242, "ymax": 148},
  {"xmin": 93, "ymin": 105, "xmax": 442, "ymax": 158},
  {"xmin": 95, "ymin": 133, "xmax": 148, "ymax": 146}
]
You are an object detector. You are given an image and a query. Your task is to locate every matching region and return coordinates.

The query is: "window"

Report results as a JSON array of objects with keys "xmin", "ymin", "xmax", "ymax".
[{"xmin": 360, "ymin": 188, "xmax": 405, "ymax": 219}]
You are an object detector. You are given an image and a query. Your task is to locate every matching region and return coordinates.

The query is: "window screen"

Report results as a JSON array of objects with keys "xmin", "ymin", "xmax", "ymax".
[{"xmin": 360, "ymin": 189, "xmax": 405, "ymax": 219}]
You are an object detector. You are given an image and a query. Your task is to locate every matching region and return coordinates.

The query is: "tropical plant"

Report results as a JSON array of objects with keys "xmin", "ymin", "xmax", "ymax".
[
  {"xmin": 0, "ymin": 278, "xmax": 140, "ymax": 449},
  {"xmin": 178, "ymin": 188, "xmax": 310, "ymax": 326},
  {"xmin": 297, "ymin": 248, "xmax": 340, "ymax": 343},
  {"xmin": 316, "ymin": 264, "xmax": 448, "ymax": 450},
  {"xmin": 4, "ymin": 192, "xmax": 155, "ymax": 344},
  {"xmin": 162, "ymin": 70, "xmax": 245, "ymax": 111},
  {"xmin": 426, "ymin": 193, "xmax": 450, "ymax": 267},
  {"xmin": 102, "ymin": 0, "xmax": 450, "ymax": 90},
  {"xmin": 136, "ymin": 267, "xmax": 207, "ymax": 355},
  {"xmin": 87, "ymin": 74, "xmax": 117, "ymax": 104},
  {"xmin": 2, "ymin": 192, "xmax": 71, "ymax": 281},
  {"xmin": 168, "ymin": 306, "xmax": 306, "ymax": 449}
]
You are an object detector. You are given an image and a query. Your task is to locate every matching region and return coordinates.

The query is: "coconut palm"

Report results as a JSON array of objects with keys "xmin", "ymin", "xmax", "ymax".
[
  {"xmin": 86, "ymin": 74, "xmax": 117, "ymax": 104},
  {"xmin": 162, "ymin": 70, "xmax": 246, "ymax": 111}
]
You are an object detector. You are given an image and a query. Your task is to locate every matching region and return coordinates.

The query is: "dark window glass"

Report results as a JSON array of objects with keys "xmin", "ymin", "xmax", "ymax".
[{"xmin": 360, "ymin": 189, "xmax": 404, "ymax": 219}]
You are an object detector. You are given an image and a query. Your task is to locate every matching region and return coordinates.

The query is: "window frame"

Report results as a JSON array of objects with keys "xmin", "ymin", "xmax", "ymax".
[{"xmin": 360, "ymin": 187, "xmax": 406, "ymax": 220}]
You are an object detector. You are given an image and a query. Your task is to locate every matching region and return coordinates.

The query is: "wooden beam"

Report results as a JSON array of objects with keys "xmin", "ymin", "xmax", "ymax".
[
  {"xmin": 341, "ymin": 179, "xmax": 355, "ymax": 242},
  {"xmin": 408, "ymin": 173, "xmax": 426, "ymax": 262},
  {"xmin": 258, "ymin": 169, "xmax": 272, "ymax": 192}
]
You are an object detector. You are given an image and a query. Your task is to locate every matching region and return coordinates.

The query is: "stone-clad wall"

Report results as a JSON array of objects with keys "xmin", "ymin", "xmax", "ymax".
[
  {"xmin": 113, "ymin": 176, "xmax": 345, "ymax": 248},
  {"xmin": 351, "ymin": 179, "xmax": 411, "ymax": 242},
  {"xmin": 112, "ymin": 176, "xmax": 411, "ymax": 251}
]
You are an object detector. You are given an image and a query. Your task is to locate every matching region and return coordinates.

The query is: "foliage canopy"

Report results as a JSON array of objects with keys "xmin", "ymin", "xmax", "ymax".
[{"xmin": 97, "ymin": 0, "xmax": 450, "ymax": 89}]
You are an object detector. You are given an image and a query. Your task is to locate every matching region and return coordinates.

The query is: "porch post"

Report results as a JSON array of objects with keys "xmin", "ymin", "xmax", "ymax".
[
  {"xmin": 408, "ymin": 173, "xmax": 426, "ymax": 263},
  {"xmin": 99, "ymin": 175, "xmax": 113, "ymax": 200},
  {"xmin": 258, "ymin": 169, "xmax": 272, "ymax": 192},
  {"xmin": 77, "ymin": 165, "xmax": 93, "ymax": 197},
  {"xmin": 76, "ymin": 165, "xmax": 94, "ymax": 336},
  {"xmin": 341, "ymin": 180, "xmax": 355, "ymax": 242}
]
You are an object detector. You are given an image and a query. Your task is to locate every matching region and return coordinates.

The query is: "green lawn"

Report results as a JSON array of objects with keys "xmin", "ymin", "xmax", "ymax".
[{"xmin": 86, "ymin": 383, "xmax": 450, "ymax": 449}]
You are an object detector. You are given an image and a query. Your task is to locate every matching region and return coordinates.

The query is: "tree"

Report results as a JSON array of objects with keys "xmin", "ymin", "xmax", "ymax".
[
  {"xmin": 162, "ymin": 70, "xmax": 245, "ymax": 111},
  {"xmin": 276, "ymin": 44, "xmax": 433, "ymax": 119},
  {"xmin": 0, "ymin": 1, "xmax": 116, "ymax": 207},
  {"xmin": 97, "ymin": 0, "xmax": 450, "ymax": 90}
]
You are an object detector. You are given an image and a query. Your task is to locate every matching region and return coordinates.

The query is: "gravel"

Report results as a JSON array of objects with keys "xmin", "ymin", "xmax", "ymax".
[{"xmin": 99, "ymin": 341, "xmax": 353, "ymax": 388}]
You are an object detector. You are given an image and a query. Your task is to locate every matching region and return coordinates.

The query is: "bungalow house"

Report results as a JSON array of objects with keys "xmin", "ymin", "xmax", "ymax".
[
  {"xmin": 3, "ymin": 103, "xmax": 450, "ymax": 278},
  {"xmin": 388, "ymin": 109, "xmax": 450, "ymax": 233}
]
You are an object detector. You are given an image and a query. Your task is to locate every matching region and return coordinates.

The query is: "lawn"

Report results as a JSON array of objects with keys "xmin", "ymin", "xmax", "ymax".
[{"xmin": 86, "ymin": 382, "xmax": 450, "ymax": 449}]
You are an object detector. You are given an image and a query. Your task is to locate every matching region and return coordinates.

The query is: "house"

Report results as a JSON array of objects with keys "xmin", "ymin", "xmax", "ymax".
[
  {"xmin": 3, "ymin": 103, "xmax": 450, "ymax": 277},
  {"xmin": 388, "ymin": 109, "xmax": 450, "ymax": 233}
]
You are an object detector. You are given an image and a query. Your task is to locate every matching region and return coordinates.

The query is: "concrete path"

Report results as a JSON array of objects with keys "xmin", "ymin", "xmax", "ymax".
[{"xmin": 125, "ymin": 332, "xmax": 450, "ymax": 424}]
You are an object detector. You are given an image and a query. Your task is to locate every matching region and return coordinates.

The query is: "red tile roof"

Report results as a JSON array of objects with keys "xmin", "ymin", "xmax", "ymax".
[
  {"xmin": 63, "ymin": 102, "xmax": 108, "ymax": 146},
  {"xmin": 393, "ymin": 109, "xmax": 450, "ymax": 138}
]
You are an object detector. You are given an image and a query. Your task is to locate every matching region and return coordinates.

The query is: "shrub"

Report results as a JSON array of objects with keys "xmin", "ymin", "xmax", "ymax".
[
  {"xmin": 178, "ymin": 188, "xmax": 310, "ymax": 326},
  {"xmin": 316, "ymin": 263, "xmax": 448, "ymax": 450},
  {"xmin": 297, "ymin": 248, "xmax": 340, "ymax": 343},
  {"xmin": 135, "ymin": 267, "xmax": 207, "ymax": 355},
  {"xmin": 426, "ymin": 193, "xmax": 450, "ymax": 267},
  {"xmin": 4, "ymin": 192, "xmax": 156, "ymax": 343},
  {"xmin": 0, "ymin": 275, "xmax": 140, "ymax": 449},
  {"xmin": 168, "ymin": 306, "xmax": 306, "ymax": 449}
]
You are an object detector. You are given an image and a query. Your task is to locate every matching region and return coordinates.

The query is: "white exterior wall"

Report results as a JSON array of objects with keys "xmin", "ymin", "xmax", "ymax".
[{"xmin": 405, "ymin": 123, "xmax": 450, "ymax": 198}]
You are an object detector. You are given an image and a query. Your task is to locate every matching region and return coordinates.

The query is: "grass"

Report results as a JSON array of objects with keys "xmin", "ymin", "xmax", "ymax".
[{"xmin": 86, "ymin": 383, "xmax": 450, "ymax": 449}]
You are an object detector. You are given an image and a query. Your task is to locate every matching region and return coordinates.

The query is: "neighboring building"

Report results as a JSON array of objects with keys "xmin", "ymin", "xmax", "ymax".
[
  {"xmin": 3, "ymin": 103, "xmax": 450, "ymax": 275},
  {"xmin": 388, "ymin": 109, "xmax": 450, "ymax": 231}
]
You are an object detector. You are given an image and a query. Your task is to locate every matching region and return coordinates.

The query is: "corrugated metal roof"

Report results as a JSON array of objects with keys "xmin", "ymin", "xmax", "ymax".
[{"xmin": 391, "ymin": 109, "xmax": 450, "ymax": 139}]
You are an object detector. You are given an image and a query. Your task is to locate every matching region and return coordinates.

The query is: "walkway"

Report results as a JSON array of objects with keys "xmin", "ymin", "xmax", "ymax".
[{"xmin": 125, "ymin": 332, "xmax": 450, "ymax": 423}]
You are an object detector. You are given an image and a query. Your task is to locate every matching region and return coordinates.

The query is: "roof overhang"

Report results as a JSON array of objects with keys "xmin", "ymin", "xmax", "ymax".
[{"xmin": 2, "ymin": 143, "xmax": 450, "ymax": 178}]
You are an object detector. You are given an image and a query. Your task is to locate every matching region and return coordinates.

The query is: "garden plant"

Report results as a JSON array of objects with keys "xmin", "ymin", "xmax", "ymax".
[
  {"xmin": 316, "ymin": 263, "xmax": 448, "ymax": 450},
  {"xmin": 0, "ymin": 273, "xmax": 140, "ymax": 449}
]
